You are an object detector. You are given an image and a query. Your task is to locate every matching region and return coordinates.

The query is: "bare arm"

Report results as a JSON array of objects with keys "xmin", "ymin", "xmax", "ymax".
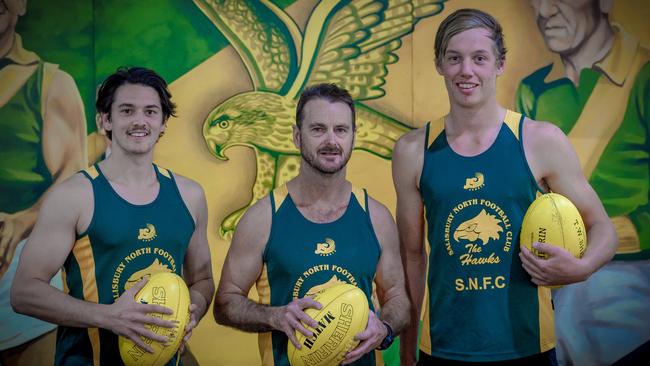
[
  {"xmin": 393, "ymin": 129, "xmax": 427, "ymax": 366},
  {"xmin": 11, "ymin": 175, "xmax": 176, "ymax": 353},
  {"xmin": 0, "ymin": 69, "xmax": 86, "ymax": 278},
  {"xmin": 213, "ymin": 197, "xmax": 319, "ymax": 346},
  {"xmin": 342, "ymin": 197, "xmax": 409, "ymax": 364},
  {"xmin": 176, "ymin": 176, "xmax": 215, "ymax": 345},
  {"xmin": 520, "ymin": 121, "xmax": 617, "ymax": 286}
]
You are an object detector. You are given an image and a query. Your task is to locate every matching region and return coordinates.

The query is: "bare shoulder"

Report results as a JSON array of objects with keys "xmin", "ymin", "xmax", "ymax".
[
  {"xmin": 393, "ymin": 126, "xmax": 426, "ymax": 189},
  {"xmin": 47, "ymin": 68, "xmax": 83, "ymax": 114},
  {"xmin": 231, "ymin": 195, "xmax": 273, "ymax": 252},
  {"xmin": 173, "ymin": 173, "xmax": 206, "ymax": 203},
  {"xmin": 170, "ymin": 173, "xmax": 208, "ymax": 227},
  {"xmin": 48, "ymin": 172, "xmax": 92, "ymax": 203},
  {"xmin": 40, "ymin": 172, "xmax": 93, "ymax": 223},
  {"xmin": 238, "ymin": 195, "xmax": 272, "ymax": 231},
  {"xmin": 367, "ymin": 196, "xmax": 395, "ymax": 227},
  {"xmin": 522, "ymin": 118, "xmax": 578, "ymax": 182},
  {"xmin": 522, "ymin": 118, "xmax": 569, "ymax": 150},
  {"xmin": 394, "ymin": 127, "xmax": 426, "ymax": 157},
  {"xmin": 366, "ymin": 195, "xmax": 398, "ymax": 250},
  {"xmin": 50, "ymin": 67, "xmax": 78, "ymax": 91}
]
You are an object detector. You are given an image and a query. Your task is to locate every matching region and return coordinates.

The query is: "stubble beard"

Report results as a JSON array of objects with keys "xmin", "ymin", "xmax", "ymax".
[{"xmin": 300, "ymin": 143, "xmax": 352, "ymax": 176}]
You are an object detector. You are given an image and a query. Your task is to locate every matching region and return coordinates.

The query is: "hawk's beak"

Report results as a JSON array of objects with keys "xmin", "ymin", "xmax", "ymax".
[{"xmin": 205, "ymin": 138, "xmax": 229, "ymax": 161}]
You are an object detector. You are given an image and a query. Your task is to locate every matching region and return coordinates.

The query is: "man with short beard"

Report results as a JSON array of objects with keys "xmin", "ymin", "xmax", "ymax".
[{"xmin": 213, "ymin": 83, "xmax": 409, "ymax": 366}]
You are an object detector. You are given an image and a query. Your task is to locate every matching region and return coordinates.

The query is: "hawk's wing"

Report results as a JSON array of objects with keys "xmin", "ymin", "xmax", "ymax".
[
  {"xmin": 286, "ymin": 0, "xmax": 447, "ymax": 100},
  {"xmin": 193, "ymin": 0, "xmax": 302, "ymax": 94}
]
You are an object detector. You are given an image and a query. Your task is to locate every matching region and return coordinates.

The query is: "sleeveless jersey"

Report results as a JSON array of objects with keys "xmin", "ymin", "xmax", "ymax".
[
  {"xmin": 257, "ymin": 185, "xmax": 381, "ymax": 366},
  {"xmin": 0, "ymin": 61, "xmax": 52, "ymax": 213},
  {"xmin": 419, "ymin": 110, "xmax": 555, "ymax": 361},
  {"xmin": 55, "ymin": 164, "xmax": 195, "ymax": 366}
]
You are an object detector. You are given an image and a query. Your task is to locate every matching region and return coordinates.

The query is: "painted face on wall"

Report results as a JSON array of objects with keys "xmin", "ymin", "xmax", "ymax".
[
  {"xmin": 530, "ymin": 0, "xmax": 602, "ymax": 54},
  {"xmin": 0, "ymin": 0, "xmax": 25, "ymax": 36},
  {"xmin": 102, "ymin": 83, "xmax": 166, "ymax": 156},
  {"xmin": 294, "ymin": 98, "xmax": 355, "ymax": 175},
  {"xmin": 436, "ymin": 27, "xmax": 504, "ymax": 109}
]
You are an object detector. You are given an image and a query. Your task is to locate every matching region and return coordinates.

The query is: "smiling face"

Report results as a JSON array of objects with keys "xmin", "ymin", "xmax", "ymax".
[
  {"xmin": 436, "ymin": 27, "xmax": 504, "ymax": 109},
  {"xmin": 530, "ymin": 0, "xmax": 601, "ymax": 55},
  {"xmin": 294, "ymin": 98, "xmax": 355, "ymax": 175},
  {"xmin": 101, "ymin": 83, "xmax": 166, "ymax": 156}
]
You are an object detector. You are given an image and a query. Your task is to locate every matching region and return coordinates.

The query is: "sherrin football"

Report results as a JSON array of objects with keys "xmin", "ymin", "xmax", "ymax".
[
  {"xmin": 521, "ymin": 193, "xmax": 587, "ymax": 259},
  {"xmin": 118, "ymin": 272, "xmax": 190, "ymax": 366},
  {"xmin": 288, "ymin": 283, "xmax": 369, "ymax": 366}
]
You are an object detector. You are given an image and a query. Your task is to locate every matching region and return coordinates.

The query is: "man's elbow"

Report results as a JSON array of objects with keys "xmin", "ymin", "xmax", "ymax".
[
  {"xmin": 212, "ymin": 293, "xmax": 230, "ymax": 326},
  {"xmin": 10, "ymin": 281, "xmax": 31, "ymax": 315}
]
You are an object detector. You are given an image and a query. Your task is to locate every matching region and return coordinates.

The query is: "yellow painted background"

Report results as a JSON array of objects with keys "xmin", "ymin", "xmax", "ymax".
[{"xmin": 153, "ymin": 1, "xmax": 649, "ymax": 364}]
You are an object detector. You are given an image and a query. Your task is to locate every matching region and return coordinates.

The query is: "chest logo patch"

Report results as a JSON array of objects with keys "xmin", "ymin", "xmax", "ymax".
[
  {"xmin": 138, "ymin": 223, "xmax": 157, "ymax": 242},
  {"xmin": 315, "ymin": 238, "xmax": 336, "ymax": 256},
  {"xmin": 463, "ymin": 172, "xmax": 485, "ymax": 191},
  {"xmin": 124, "ymin": 259, "xmax": 172, "ymax": 290},
  {"xmin": 454, "ymin": 209, "xmax": 503, "ymax": 245}
]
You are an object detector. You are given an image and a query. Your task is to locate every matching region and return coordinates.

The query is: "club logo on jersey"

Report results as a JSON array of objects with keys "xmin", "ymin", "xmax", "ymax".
[
  {"xmin": 454, "ymin": 209, "xmax": 503, "ymax": 245},
  {"xmin": 292, "ymin": 266, "xmax": 358, "ymax": 300},
  {"xmin": 443, "ymin": 199, "xmax": 513, "ymax": 268},
  {"xmin": 124, "ymin": 259, "xmax": 172, "ymax": 290},
  {"xmin": 138, "ymin": 223, "xmax": 157, "ymax": 241},
  {"xmin": 305, "ymin": 275, "xmax": 345, "ymax": 296},
  {"xmin": 111, "ymin": 249, "xmax": 178, "ymax": 300},
  {"xmin": 463, "ymin": 172, "xmax": 485, "ymax": 191},
  {"xmin": 315, "ymin": 238, "xmax": 336, "ymax": 256}
]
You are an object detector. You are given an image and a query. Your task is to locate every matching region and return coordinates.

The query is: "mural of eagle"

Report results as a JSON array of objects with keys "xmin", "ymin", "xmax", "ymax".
[{"xmin": 193, "ymin": 0, "xmax": 446, "ymax": 237}]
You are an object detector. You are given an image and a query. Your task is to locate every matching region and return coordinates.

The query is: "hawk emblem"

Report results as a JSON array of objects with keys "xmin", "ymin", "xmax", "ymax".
[{"xmin": 194, "ymin": 0, "xmax": 447, "ymax": 237}]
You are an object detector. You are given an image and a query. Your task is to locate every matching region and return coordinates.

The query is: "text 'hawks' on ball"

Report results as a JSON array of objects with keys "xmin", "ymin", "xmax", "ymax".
[
  {"xmin": 288, "ymin": 283, "xmax": 369, "ymax": 366},
  {"xmin": 521, "ymin": 192, "xmax": 587, "ymax": 259},
  {"xmin": 118, "ymin": 272, "xmax": 190, "ymax": 366}
]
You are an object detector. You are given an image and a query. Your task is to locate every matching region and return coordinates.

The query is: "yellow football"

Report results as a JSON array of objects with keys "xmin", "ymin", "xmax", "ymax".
[
  {"xmin": 521, "ymin": 193, "xmax": 587, "ymax": 259},
  {"xmin": 118, "ymin": 272, "xmax": 190, "ymax": 366},
  {"xmin": 288, "ymin": 283, "xmax": 369, "ymax": 366}
]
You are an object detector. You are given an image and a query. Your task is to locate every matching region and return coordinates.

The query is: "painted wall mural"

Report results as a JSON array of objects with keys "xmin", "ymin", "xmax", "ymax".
[{"xmin": 1, "ymin": 0, "xmax": 648, "ymax": 365}]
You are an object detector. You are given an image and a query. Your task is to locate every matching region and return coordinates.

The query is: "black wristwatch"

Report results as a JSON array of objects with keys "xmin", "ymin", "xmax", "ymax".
[{"xmin": 376, "ymin": 321, "xmax": 395, "ymax": 350}]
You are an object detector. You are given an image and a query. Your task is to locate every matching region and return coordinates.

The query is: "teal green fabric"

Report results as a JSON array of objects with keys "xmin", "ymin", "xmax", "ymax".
[
  {"xmin": 516, "ymin": 63, "xmax": 650, "ymax": 260},
  {"xmin": 0, "ymin": 61, "xmax": 52, "ymax": 213},
  {"xmin": 55, "ymin": 164, "xmax": 195, "ymax": 366},
  {"xmin": 419, "ymin": 117, "xmax": 550, "ymax": 361},
  {"xmin": 263, "ymin": 188, "xmax": 380, "ymax": 366}
]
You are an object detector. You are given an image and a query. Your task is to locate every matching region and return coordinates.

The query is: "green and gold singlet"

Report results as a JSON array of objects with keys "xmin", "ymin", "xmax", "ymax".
[
  {"xmin": 55, "ymin": 164, "xmax": 194, "ymax": 366},
  {"xmin": 419, "ymin": 110, "xmax": 555, "ymax": 362},
  {"xmin": 0, "ymin": 61, "xmax": 51, "ymax": 213},
  {"xmin": 257, "ymin": 185, "xmax": 381, "ymax": 366}
]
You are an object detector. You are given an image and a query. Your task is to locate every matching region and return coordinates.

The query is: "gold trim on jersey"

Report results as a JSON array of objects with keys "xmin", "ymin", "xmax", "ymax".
[
  {"xmin": 351, "ymin": 187, "xmax": 367, "ymax": 212},
  {"xmin": 427, "ymin": 119, "xmax": 442, "ymax": 149},
  {"xmin": 61, "ymin": 268, "xmax": 69, "ymax": 294},
  {"xmin": 157, "ymin": 166, "xmax": 172, "ymax": 179},
  {"xmin": 503, "ymin": 110, "xmax": 522, "ymax": 141},
  {"xmin": 256, "ymin": 264, "xmax": 274, "ymax": 366},
  {"xmin": 613, "ymin": 216, "xmax": 641, "ymax": 253},
  {"xmin": 84, "ymin": 166, "xmax": 99, "ymax": 180},
  {"xmin": 419, "ymin": 290, "xmax": 432, "ymax": 354},
  {"xmin": 40, "ymin": 63, "xmax": 59, "ymax": 118},
  {"xmin": 72, "ymin": 235, "xmax": 101, "ymax": 366},
  {"xmin": 272, "ymin": 185, "xmax": 289, "ymax": 213},
  {"xmin": 537, "ymin": 286, "xmax": 556, "ymax": 352}
]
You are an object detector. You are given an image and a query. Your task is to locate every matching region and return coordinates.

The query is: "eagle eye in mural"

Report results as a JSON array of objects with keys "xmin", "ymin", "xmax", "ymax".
[{"xmin": 194, "ymin": 0, "xmax": 446, "ymax": 237}]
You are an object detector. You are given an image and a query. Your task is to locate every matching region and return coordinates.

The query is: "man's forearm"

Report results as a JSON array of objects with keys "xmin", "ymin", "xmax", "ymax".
[
  {"xmin": 189, "ymin": 278, "xmax": 215, "ymax": 320},
  {"xmin": 214, "ymin": 293, "xmax": 279, "ymax": 333},
  {"xmin": 400, "ymin": 250, "xmax": 427, "ymax": 361},
  {"xmin": 583, "ymin": 219, "xmax": 617, "ymax": 275},
  {"xmin": 378, "ymin": 293, "xmax": 410, "ymax": 334},
  {"xmin": 12, "ymin": 278, "xmax": 109, "ymax": 329}
]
